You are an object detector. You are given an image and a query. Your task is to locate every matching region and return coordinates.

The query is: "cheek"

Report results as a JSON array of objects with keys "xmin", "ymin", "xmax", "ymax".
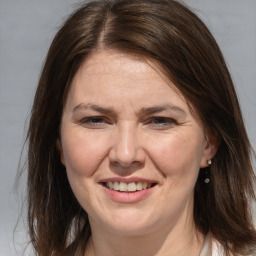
[
  {"xmin": 61, "ymin": 131, "xmax": 109, "ymax": 177},
  {"xmin": 148, "ymin": 134, "xmax": 204, "ymax": 178}
]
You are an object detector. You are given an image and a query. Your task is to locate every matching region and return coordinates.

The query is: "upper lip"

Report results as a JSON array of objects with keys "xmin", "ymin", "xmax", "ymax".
[{"xmin": 99, "ymin": 176, "xmax": 158, "ymax": 184}]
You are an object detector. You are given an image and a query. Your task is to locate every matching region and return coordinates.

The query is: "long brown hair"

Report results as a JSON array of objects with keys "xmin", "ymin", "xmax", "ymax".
[{"xmin": 24, "ymin": 0, "xmax": 256, "ymax": 255}]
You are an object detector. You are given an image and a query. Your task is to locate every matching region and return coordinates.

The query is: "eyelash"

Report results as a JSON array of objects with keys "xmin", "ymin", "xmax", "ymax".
[
  {"xmin": 80, "ymin": 116, "xmax": 109, "ymax": 128},
  {"xmin": 145, "ymin": 117, "xmax": 176, "ymax": 128},
  {"xmin": 80, "ymin": 116, "xmax": 177, "ymax": 129}
]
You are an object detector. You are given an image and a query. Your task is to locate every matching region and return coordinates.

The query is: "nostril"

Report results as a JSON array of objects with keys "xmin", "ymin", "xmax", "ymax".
[{"xmin": 109, "ymin": 161, "xmax": 145, "ymax": 175}]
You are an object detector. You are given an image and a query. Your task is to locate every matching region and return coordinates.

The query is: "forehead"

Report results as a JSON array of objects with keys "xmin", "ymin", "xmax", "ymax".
[
  {"xmin": 80, "ymin": 50, "xmax": 148, "ymax": 75},
  {"xmin": 67, "ymin": 49, "xmax": 184, "ymax": 102}
]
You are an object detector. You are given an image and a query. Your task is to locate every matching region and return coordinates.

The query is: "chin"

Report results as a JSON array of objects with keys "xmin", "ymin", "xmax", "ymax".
[{"xmin": 89, "ymin": 207, "xmax": 167, "ymax": 236}]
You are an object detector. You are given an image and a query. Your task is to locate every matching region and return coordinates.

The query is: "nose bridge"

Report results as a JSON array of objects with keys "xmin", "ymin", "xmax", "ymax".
[{"xmin": 110, "ymin": 121, "xmax": 144, "ymax": 167}]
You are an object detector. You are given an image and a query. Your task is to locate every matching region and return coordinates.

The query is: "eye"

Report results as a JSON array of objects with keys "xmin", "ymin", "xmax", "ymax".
[
  {"xmin": 146, "ymin": 117, "xmax": 176, "ymax": 129},
  {"xmin": 80, "ymin": 116, "xmax": 110, "ymax": 128}
]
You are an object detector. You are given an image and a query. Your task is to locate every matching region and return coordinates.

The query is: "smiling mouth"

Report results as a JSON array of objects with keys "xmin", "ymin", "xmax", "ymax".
[{"xmin": 102, "ymin": 181, "xmax": 157, "ymax": 192}]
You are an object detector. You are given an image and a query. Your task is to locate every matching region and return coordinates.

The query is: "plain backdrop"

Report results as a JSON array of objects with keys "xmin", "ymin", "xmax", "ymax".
[{"xmin": 0, "ymin": 0, "xmax": 255, "ymax": 255}]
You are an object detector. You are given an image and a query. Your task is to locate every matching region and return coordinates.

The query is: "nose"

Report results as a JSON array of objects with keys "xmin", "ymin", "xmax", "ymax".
[{"xmin": 109, "ymin": 123, "xmax": 146, "ymax": 169}]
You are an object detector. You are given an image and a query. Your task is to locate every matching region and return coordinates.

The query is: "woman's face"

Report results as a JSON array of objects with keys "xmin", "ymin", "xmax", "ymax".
[{"xmin": 58, "ymin": 50, "xmax": 216, "ymax": 235}]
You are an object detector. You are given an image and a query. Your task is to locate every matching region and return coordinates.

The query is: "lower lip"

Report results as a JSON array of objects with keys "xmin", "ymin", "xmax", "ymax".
[{"xmin": 103, "ymin": 186, "xmax": 156, "ymax": 203}]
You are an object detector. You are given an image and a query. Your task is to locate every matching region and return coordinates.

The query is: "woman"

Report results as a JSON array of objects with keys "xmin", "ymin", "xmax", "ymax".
[{"xmin": 25, "ymin": 0, "xmax": 256, "ymax": 255}]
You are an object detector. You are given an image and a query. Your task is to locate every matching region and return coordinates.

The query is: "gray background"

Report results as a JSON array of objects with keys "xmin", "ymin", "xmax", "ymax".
[{"xmin": 0, "ymin": 0, "xmax": 255, "ymax": 255}]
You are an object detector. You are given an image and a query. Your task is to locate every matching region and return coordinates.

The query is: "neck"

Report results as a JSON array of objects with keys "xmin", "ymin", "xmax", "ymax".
[{"xmin": 84, "ymin": 218, "xmax": 204, "ymax": 256}]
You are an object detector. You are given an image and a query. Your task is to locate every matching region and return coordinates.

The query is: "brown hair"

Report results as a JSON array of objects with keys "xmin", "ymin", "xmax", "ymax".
[{"xmin": 24, "ymin": 0, "xmax": 256, "ymax": 255}]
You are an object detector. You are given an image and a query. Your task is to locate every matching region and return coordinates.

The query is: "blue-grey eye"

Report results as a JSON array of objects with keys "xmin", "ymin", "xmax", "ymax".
[
  {"xmin": 81, "ymin": 116, "xmax": 109, "ymax": 128},
  {"xmin": 146, "ymin": 117, "xmax": 176, "ymax": 129}
]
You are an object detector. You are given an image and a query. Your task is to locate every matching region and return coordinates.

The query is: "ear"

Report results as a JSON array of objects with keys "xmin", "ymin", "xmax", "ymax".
[
  {"xmin": 56, "ymin": 139, "xmax": 66, "ymax": 166},
  {"xmin": 200, "ymin": 130, "xmax": 219, "ymax": 168}
]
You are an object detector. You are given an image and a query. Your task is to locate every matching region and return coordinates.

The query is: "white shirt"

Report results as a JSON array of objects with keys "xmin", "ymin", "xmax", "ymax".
[{"xmin": 200, "ymin": 233, "xmax": 225, "ymax": 256}]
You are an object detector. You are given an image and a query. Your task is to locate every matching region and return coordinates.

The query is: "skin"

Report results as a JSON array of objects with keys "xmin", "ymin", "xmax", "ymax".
[{"xmin": 58, "ymin": 49, "xmax": 218, "ymax": 256}]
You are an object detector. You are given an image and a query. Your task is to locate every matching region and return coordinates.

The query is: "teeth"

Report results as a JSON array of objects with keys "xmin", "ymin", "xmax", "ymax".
[
  {"xmin": 105, "ymin": 181, "xmax": 154, "ymax": 192},
  {"xmin": 113, "ymin": 181, "xmax": 119, "ymax": 191},
  {"xmin": 127, "ymin": 182, "xmax": 136, "ymax": 192},
  {"xmin": 119, "ymin": 182, "xmax": 127, "ymax": 191},
  {"xmin": 108, "ymin": 181, "xmax": 113, "ymax": 189},
  {"xmin": 137, "ymin": 182, "xmax": 142, "ymax": 190}
]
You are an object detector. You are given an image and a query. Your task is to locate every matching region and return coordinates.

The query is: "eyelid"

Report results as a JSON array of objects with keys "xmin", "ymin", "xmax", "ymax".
[
  {"xmin": 79, "ymin": 116, "xmax": 112, "ymax": 128},
  {"xmin": 144, "ymin": 116, "xmax": 177, "ymax": 128}
]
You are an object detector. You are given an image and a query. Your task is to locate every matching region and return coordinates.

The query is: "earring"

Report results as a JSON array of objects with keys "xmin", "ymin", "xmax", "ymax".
[
  {"xmin": 204, "ymin": 159, "xmax": 212, "ymax": 183},
  {"xmin": 204, "ymin": 174, "xmax": 210, "ymax": 184}
]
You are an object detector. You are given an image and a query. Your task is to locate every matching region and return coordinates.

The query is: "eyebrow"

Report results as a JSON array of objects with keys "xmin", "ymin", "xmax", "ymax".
[
  {"xmin": 73, "ymin": 103, "xmax": 115, "ymax": 115},
  {"xmin": 72, "ymin": 103, "xmax": 186, "ymax": 116},
  {"xmin": 139, "ymin": 104, "xmax": 186, "ymax": 116}
]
